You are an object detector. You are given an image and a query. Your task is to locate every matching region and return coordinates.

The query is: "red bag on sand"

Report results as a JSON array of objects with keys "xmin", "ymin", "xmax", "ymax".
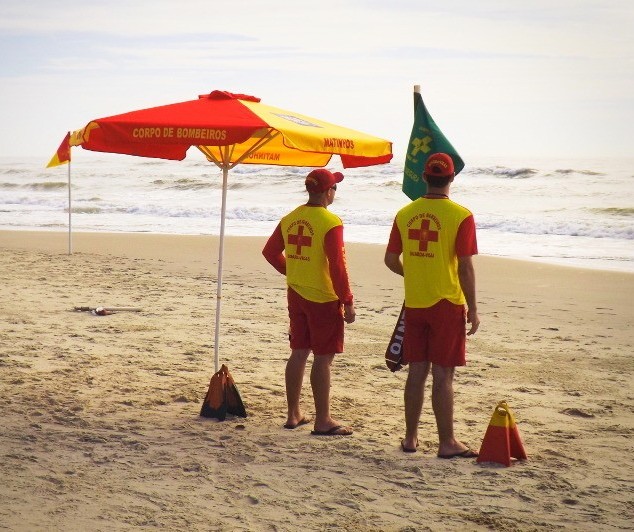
[
  {"xmin": 385, "ymin": 304, "xmax": 407, "ymax": 372},
  {"xmin": 200, "ymin": 364, "xmax": 247, "ymax": 421}
]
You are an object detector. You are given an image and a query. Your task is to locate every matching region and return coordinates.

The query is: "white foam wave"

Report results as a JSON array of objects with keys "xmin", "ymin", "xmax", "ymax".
[
  {"xmin": 478, "ymin": 216, "xmax": 634, "ymax": 240},
  {"xmin": 464, "ymin": 166, "xmax": 538, "ymax": 179}
]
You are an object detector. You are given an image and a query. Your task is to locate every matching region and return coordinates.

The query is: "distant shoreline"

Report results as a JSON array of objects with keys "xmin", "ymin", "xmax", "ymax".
[{"xmin": 2, "ymin": 228, "xmax": 632, "ymax": 274}]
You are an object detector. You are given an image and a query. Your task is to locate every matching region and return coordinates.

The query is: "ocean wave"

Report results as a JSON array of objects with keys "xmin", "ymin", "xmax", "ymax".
[
  {"xmin": 111, "ymin": 204, "xmax": 213, "ymax": 218},
  {"xmin": 228, "ymin": 182, "xmax": 255, "ymax": 190},
  {"xmin": 552, "ymin": 169, "xmax": 605, "ymax": 176},
  {"xmin": 338, "ymin": 209, "xmax": 394, "ymax": 227},
  {"xmin": 0, "ymin": 221, "xmax": 67, "ymax": 229},
  {"xmin": 69, "ymin": 206, "xmax": 103, "ymax": 214},
  {"xmin": 1, "ymin": 169, "xmax": 27, "ymax": 175},
  {"xmin": 137, "ymin": 160, "xmax": 168, "ymax": 166},
  {"xmin": 1, "ymin": 197, "xmax": 67, "ymax": 209},
  {"xmin": 229, "ymin": 165, "xmax": 339, "ymax": 179},
  {"xmin": 478, "ymin": 217, "xmax": 634, "ymax": 240},
  {"xmin": 62, "ymin": 203, "xmax": 388, "ymax": 227},
  {"xmin": 462, "ymin": 165, "xmax": 614, "ymax": 180},
  {"xmin": 465, "ymin": 166, "xmax": 538, "ymax": 179},
  {"xmin": 589, "ymin": 207, "xmax": 634, "ymax": 217},
  {"xmin": 153, "ymin": 178, "xmax": 298, "ymax": 191},
  {"xmin": 186, "ymin": 161, "xmax": 212, "ymax": 168},
  {"xmin": 0, "ymin": 182, "xmax": 20, "ymax": 189},
  {"xmin": 28, "ymin": 182, "xmax": 68, "ymax": 190},
  {"xmin": 167, "ymin": 178, "xmax": 210, "ymax": 191}
]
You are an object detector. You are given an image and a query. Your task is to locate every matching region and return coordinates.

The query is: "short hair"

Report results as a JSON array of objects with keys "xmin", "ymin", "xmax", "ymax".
[{"xmin": 424, "ymin": 174, "xmax": 452, "ymax": 188}]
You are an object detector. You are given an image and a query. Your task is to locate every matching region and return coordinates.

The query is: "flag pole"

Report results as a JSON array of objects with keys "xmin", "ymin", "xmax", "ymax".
[{"xmin": 67, "ymin": 159, "xmax": 72, "ymax": 255}]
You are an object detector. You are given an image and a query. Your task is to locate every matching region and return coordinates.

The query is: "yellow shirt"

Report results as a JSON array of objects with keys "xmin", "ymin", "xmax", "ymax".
[
  {"xmin": 281, "ymin": 205, "xmax": 342, "ymax": 303},
  {"xmin": 394, "ymin": 198, "xmax": 473, "ymax": 308}
]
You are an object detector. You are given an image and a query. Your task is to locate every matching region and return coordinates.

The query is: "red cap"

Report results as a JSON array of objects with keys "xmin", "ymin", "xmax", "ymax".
[
  {"xmin": 305, "ymin": 169, "xmax": 344, "ymax": 193},
  {"xmin": 424, "ymin": 153, "xmax": 455, "ymax": 178}
]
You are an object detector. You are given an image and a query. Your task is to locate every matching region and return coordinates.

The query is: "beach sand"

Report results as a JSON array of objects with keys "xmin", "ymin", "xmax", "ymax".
[{"xmin": 1, "ymin": 230, "xmax": 632, "ymax": 531}]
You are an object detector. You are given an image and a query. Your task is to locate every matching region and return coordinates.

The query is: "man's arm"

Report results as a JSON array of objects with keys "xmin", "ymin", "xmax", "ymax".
[
  {"xmin": 384, "ymin": 251, "xmax": 403, "ymax": 276},
  {"xmin": 262, "ymin": 223, "xmax": 286, "ymax": 275},
  {"xmin": 324, "ymin": 226, "xmax": 355, "ymax": 323},
  {"xmin": 385, "ymin": 219, "xmax": 404, "ymax": 276},
  {"xmin": 458, "ymin": 255, "xmax": 479, "ymax": 335}
]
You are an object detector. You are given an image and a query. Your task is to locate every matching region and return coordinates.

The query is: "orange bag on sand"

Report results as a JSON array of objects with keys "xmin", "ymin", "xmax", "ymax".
[
  {"xmin": 200, "ymin": 364, "xmax": 247, "ymax": 421},
  {"xmin": 477, "ymin": 401, "xmax": 527, "ymax": 467}
]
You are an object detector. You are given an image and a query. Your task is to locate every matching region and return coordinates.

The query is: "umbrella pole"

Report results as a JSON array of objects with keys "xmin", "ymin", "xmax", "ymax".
[{"xmin": 214, "ymin": 164, "xmax": 229, "ymax": 372}]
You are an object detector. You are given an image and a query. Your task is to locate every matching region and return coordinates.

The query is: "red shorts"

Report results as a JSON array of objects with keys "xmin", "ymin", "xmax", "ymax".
[
  {"xmin": 287, "ymin": 288, "xmax": 344, "ymax": 356},
  {"xmin": 403, "ymin": 299, "xmax": 466, "ymax": 367}
]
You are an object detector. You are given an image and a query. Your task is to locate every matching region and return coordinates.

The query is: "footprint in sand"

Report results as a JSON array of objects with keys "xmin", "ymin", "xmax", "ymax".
[{"xmin": 561, "ymin": 408, "xmax": 594, "ymax": 418}]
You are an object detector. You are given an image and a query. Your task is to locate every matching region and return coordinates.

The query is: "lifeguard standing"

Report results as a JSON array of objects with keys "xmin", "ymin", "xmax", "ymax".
[
  {"xmin": 263, "ymin": 169, "xmax": 355, "ymax": 436},
  {"xmin": 385, "ymin": 153, "xmax": 480, "ymax": 457}
]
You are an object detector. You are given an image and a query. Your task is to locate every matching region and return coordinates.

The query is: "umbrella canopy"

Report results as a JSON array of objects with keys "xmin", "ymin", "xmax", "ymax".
[
  {"xmin": 71, "ymin": 90, "xmax": 392, "ymax": 168},
  {"xmin": 69, "ymin": 90, "xmax": 393, "ymax": 371}
]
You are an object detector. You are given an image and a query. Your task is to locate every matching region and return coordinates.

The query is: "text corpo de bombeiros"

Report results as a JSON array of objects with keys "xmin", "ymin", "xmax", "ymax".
[{"xmin": 131, "ymin": 128, "xmax": 228, "ymax": 141}]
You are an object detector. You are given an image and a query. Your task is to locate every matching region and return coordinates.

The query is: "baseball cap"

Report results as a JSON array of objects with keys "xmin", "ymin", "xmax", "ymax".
[
  {"xmin": 424, "ymin": 153, "xmax": 455, "ymax": 178},
  {"xmin": 305, "ymin": 169, "xmax": 344, "ymax": 193}
]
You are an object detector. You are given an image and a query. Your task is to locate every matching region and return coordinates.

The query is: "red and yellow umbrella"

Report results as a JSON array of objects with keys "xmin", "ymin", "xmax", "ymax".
[
  {"xmin": 70, "ymin": 90, "xmax": 392, "ymax": 167},
  {"xmin": 61, "ymin": 90, "xmax": 393, "ymax": 370}
]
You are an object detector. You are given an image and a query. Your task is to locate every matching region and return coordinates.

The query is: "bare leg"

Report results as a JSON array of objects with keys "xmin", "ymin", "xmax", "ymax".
[
  {"xmin": 403, "ymin": 361, "xmax": 430, "ymax": 450},
  {"xmin": 431, "ymin": 364, "xmax": 470, "ymax": 456},
  {"xmin": 285, "ymin": 348, "xmax": 310, "ymax": 427},
  {"xmin": 311, "ymin": 354, "xmax": 351, "ymax": 433}
]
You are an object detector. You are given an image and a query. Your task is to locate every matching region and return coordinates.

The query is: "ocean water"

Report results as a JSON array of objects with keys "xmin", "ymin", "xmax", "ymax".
[{"xmin": 1, "ymin": 152, "xmax": 633, "ymax": 272}]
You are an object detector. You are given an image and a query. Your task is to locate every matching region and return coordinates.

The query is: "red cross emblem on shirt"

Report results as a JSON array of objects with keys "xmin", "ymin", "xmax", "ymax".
[
  {"xmin": 288, "ymin": 225, "xmax": 312, "ymax": 255},
  {"xmin": 408, "ymin": 218, "xmax": 439, "ymax": 251}
]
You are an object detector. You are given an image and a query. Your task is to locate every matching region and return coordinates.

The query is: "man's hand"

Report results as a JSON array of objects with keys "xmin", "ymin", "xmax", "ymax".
[
  {"xmin": 466, "ymin": 308, "xmax": 480, "ymax": 335},
  {"xmin": 344, "ymin": 303, "xmax": 356, "ymax": 324}
]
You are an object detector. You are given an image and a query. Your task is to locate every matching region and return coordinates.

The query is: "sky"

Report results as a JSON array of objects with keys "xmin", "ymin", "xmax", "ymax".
[{"xmin": 1, "ymin": 0, "xmax": 632, "ymax": 162}]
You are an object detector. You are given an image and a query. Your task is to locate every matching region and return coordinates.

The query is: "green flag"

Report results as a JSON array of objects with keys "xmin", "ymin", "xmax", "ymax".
[{"xmin": 403, "ymin": 91, "xmax": 465, "ymax": 200}]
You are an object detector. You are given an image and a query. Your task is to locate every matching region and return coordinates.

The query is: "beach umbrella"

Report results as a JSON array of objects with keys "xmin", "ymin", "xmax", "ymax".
[{"xmin": 68, "ymin": 90, "xmax": 393, "ymax": 371}]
